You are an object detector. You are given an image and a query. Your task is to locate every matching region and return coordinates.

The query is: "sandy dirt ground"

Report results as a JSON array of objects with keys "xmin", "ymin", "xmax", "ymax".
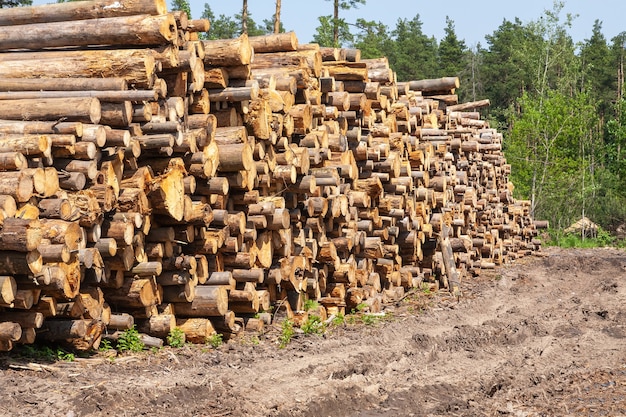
[{"xmin": 1, "ymin": 246, "xmax": 625, "ymax": 417}]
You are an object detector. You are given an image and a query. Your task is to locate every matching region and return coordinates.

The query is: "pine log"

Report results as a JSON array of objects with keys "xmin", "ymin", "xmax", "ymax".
[
  {"xmin": 0, "ymin": 275, "xmax": 16, "ymax": 306},
  {"xmin": 175, "ymin": 317, "xmax": 216, "ymax": 343},
  {"xmin": 0, "ymin": 77, "xmax": 127, "ymax": 92},
  {"xmin": 174, "ymin": 285, "xmax": 229, "ymax": 317},
  {"xmin": 103, "ymin": 278, "xmax": 157, "ymax": 308},
  {"xmin": 0, "ymin": 250, "xmax": 42, "ymax": 275},
  {"xmin": 0, "ymin": 218, "xmax": 42, "ymax": 252},
  {"xmin": 0, "ymin": 322, "xmax": 21, "ymax": 342},
  {"xmin": 249, "ymin": 31, "xmax": 298, "ymax": 53},
  {"xmin": 0, "ymin": 98, "xmax": 101, "ymax": 124},
  {"xmin": 446, "ymin": 99, "xmax": 491, "ymax": 113},
  {"xmin": 0, "ymin": 0, "xmax": 168, "ymax": 26},
  {"xmin": 37, "ymin": 319, "xmax": 86, "ymax": 341},
  {"xmin": 202, "ymin": 34, "xmax": 253, "ymax": 67},
  {"xmin": 408, "ymin": 77, "xmax": 460, "ymax": 93},
  {"xmin": 0, "ymin": 14, "xmax": 177, "ymax": 51}
]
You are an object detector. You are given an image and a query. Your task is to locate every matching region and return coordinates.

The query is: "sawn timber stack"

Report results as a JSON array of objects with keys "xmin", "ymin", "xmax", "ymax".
[{"xmin": 0, "ymin": 0, "xmax": 545, "ymax": 350}]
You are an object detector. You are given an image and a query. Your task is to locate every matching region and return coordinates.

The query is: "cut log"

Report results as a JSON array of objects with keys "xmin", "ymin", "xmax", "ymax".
[
  {"xmin": 0, "ymin": 218, "xmax": 42, "ymax": 252},
  {"xmin": 0, "ymin": 0, "xmax": 168, "ymax": 26},
  {"xmin": 175, "ymin": 317, "xmax": 216, "ymax": 343},
  {"xmin": 174, "ymin": 285, "xmax": 228, "ymax": 317},
  {"xmin": 0, "ymin": 14, "xmax": 177, "ymax": 51},
  {"xmin": 0, "ymin": 98, "xmax": 101, "ymax": 124}
]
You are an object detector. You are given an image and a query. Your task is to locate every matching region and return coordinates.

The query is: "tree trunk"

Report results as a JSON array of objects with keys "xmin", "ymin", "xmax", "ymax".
[
  {"xmin": 0, "ymin": 14, "xmax": 177, "ymax": 51},
  {"xmin": 274, "ymin": 0, "xmax": 281, "ymax": 34},
  {"xmin": 0, "ymin": 0, "xmax": 168, "ymax": 26}
]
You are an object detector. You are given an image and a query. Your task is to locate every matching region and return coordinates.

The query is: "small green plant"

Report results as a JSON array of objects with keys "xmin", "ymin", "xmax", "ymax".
[
  {"xmin": 278, "ymin": 319, "xmax": 294, "ymax": 348},
  {"xmin": 355, "ymin": 302, "xmax": 368, "ymax": 312},
  {"xmin": 18, "ymin": 344, "xmax": 75, "ymax": 362},
  {"xmin": 206, "ymin": 333, "xmax": 223, "ymax": 349},
  {"xmin": 166, "ymin": 327, "xmax": 186, "ymax": 348},
  {"xmin": 421, "ymin": 282, "xmax": 432, "ymax": 295},
  {"xmin": 546, "ymin": 226, "xmax": 617, "ymax": 249},
  {"xmin": 245, "ymin": 335, "xmax": 260, "ymax": 345},
  {"xmin": 301, "ymin": 315, "xmax": 325, "ymax": 335},
  {"xmin": 99, "ymin": 339, "xmax": 113, "ymax": 351},
  {"xmin": 116, "ymin": 326, "xmax": 145, "ymax": 352},
  {"xmin": 331, "ymin": 313, "xmax": 345, "ymax": 326},
  {"xmin": 56, "ymin": 348, "xmax": 75, "ymax": 362},
  {"xmin": 362, "ymin": 314, "xmax": 379, "ymax": 325},
  {"xmin": 302, "ymin": 298, "xmax": 320, "ymax": 312}
]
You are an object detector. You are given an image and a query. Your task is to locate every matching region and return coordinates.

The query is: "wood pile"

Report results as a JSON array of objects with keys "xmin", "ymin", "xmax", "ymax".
[{"xmin": 0, "ymin": 0, "xmax": 545, "ymax": 350}]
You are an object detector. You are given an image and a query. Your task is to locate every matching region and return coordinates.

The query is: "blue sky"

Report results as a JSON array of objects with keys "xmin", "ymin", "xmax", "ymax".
[
  {"xmin": 27, "ymin": 0, "xmax": 625, "ymax": 47},
  {"xmin": 191, "ymin": 0, "xmax": 625, "ymax": 47}
]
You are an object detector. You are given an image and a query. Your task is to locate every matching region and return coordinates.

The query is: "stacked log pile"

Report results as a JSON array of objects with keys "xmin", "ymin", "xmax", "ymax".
[{"xmin": 0, "ymin": 0, "xmax": 544, "ymax": 350}]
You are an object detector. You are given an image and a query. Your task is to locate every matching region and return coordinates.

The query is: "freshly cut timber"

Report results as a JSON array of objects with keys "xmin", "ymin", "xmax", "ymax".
[
  {"xmin": 0, "ymin": 0, "xmax": 168, "ymax": 26},
  {"xmin": 0, "ymin": 14, "xmax": 178, "ymax": 51},
  {"xmin": 0, "ymin": 77, "xmax": 128, "ymax": 91},
  {"xmin": 0, "ymin": 98, "xmax": 101, "ymax": 124},
  {"xmin": 249, "ymin": 32, "xmax": 298, "ymax": 53}
]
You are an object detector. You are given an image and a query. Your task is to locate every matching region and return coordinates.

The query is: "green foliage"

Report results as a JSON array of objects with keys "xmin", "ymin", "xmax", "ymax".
[
  {"xmin": 56, "ymin": 349, "xmax": 75, "ymax": 362},
  {"xmin": 313, "ymin": 15, "xmax": 353, "ymax": 47},
  {"xmin": 116, "ymin": 326, "xmax": 145, "ymax": 353},
  {"xmin": 200, "ymin": 4, "xmax": 269, "ymax": 39},
  {"xmin": 361, "ymin": 314, "xmax": 380, "ymax": 326},
  {"xmin": 170, "ymin": 0, "xmax": 191, "ymax": 19},
  {"xmin": 355, "ymin": 302, "xmax": 367, "ymax": 312},
  {"xmin": 302, "ymin": 298, "xmax": 320, "ymax": 312},
  {"xmin": 166, "ymin": 327, "xmax": 186, "ymax": 348},
  {"xmin": 330, "ymin": 313, "xmax": 345, "ymax": 326},
  {"xmin": 506, "ymin": 88, "xmax": 598, "ymax": 228},
  {"xmin": 388, "ymin": 15, "xmax": 438, "ymax": 81},
  {"xmin": 1, "ymin": 0, "xmax": 31, "ymax": 6},
  {"xmin": 317, "ymin": 0, "xmax": 366, "ymax": 46},
  {"xmin": 206, "ymin": 333, "xmax": 223, "ymax": 349},
  {"xmin": 301, "ymin": 315, "xmax": 325, "ymax": 335},
  {"xmin": 17, "ymin": 345, "xmax": 74, "ymax": 362},
  {"xmin": 580, "ymin": 20, "xmax": 615, "ymax": 117},
  {"xmin": 352, "ymin": 19, "xmax": 392, "ymax": 59},
  {"xmin": 546, "ymin": 226, "xmax": 615, "ymax": 248},
  {"xmin": 278, "ymin": 319, "xmax": 294, "ymax": 348},
  {"xmin": 98, "ymin": 339, "xmax": 113, "ymax": 351},
  {"xmin": 438, "ymin": 17, "xmax": 467, "ymax": 78}
]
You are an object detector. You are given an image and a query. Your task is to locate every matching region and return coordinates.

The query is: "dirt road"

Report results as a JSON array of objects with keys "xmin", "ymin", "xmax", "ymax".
[{"xmin": 1, "ymin": 247, "xmax": 625, "ymax": 417}]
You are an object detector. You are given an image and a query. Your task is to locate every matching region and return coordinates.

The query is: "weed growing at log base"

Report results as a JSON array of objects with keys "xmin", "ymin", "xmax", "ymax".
[
  {"xmin": 302, "ymin": 299, "xmax": 320, "ymax": 311},
  {"xmin": 16, "ymin": 344, "xmax": 75, "ymax": 362},
  {"xmin": 99, "ymin": 339, "xmax": 113, "ymax": 351},
  {"xmin": 167, "ymin": 328, "xmax": 186, "ymax": 348},
  {"xmin": 301, "ymin": 315, "xmax": 325, "ymax": 335},
  {"xmin": 206, "ymin": 333, "xmax": 223, "ymax": 349},
  {"xmin": 117, "ymin": 326, "xmax": 145, "ymax": 352},
  {"xmin": 278, "ymin": 319, "xmax": 294, "ymax": 348}
]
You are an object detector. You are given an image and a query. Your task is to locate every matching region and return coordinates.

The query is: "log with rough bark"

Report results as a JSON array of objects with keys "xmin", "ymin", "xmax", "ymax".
[
  {"xmin": 0, "ymin": 98, "xmax": 101, "ymax": 124},
  {"xmin": 202, "ymin": 34, "xmax": 253, "ymax": 67},
  {"xmin": 0, "ymin": 14, "xmax": 178, "ymax": 51},
  {"xmin": 407, "ymin": 77, "xmax": 460, "ymax": 94},
  {"xmin": 0, "ymin": 0, "xmax": 168, "ymax": 26},
  {"xmin": 249, "ymin": 32, "xmax": 298, "ymax": 53}
]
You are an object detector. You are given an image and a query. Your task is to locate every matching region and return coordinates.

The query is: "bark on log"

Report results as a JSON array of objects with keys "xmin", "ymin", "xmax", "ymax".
[
  {"xmin": 0, "ymin": 0, "xmax": 168, "ymax": 26},
  {"xmin": 0, "ymin": 14, "xmax": 177, "ymax": 51},
  {"xmin": 0, "ymin": 98, "xmax": 101, "ymax": 124}
]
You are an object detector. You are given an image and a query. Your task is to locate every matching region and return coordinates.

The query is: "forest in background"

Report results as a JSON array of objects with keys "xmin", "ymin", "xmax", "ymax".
[{"xmin": 4, "ymin": 0, "xmax": 626, "ymax": 237}]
